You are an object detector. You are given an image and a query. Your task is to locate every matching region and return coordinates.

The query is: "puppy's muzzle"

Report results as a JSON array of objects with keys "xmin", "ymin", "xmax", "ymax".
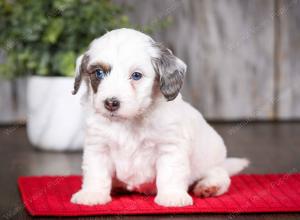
[{"xmin": 104, "ymin": 97, "xmax": 120, "ymax": 112}]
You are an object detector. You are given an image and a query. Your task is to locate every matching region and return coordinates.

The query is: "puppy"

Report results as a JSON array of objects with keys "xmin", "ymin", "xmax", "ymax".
[{"xmin": 71, "ymin": 28, "xmax": 248, "ymax": 207}]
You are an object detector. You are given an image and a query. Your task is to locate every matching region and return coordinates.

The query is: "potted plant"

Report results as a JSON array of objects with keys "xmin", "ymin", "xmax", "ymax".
[{"xmin": 0, "ymin": 0, "xmax": 131, "ymax": 151}]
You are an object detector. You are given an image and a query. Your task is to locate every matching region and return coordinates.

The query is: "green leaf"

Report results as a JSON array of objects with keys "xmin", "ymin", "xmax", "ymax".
[
  {"xmin": 42, "ymin": 18, "xmax": 64, "ymax": 44},
  {"xmin": 53, "ymin": 51, "xmax": 76, "ymax": 76},
  {"xmin": 37, "ymin": 53, "xmax": 50, "ymax": 76}
]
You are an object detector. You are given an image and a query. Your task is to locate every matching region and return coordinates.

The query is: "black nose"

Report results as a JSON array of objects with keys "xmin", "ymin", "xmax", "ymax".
[{"xmin": 104, "ymin": 97, "xmax": 120, "ymax": 112}]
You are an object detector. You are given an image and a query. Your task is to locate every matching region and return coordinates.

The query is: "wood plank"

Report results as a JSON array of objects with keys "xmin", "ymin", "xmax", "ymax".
[
  {"xmin": 276, "ymin": 0, "xmax": 300, "ymax": 119},
  {"xmin": 0, "ymin": 80, "xmax": 16, "ymax": 123},
  {"xmin": 16, "ymin": 78, "xmax": 27, "ymax": 122},
  {"xmin": 0, "ymin": 78, "xmax": 27, "ymax": 124}
]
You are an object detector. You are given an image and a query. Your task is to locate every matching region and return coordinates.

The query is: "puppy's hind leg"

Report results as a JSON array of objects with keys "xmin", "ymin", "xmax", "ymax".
[{"xmin": 193, "ymin": 167, "xmax": 230, "ymax": 198}]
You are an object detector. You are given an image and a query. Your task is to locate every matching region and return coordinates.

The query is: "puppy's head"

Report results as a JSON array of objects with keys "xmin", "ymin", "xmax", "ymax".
[{"xmin": 73, "ymin": 28, "xmax": 186, "ymax": 119}]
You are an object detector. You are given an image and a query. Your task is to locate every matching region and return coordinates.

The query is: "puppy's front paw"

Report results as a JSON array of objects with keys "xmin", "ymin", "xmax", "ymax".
[
  {"xmin": 155, "ymin": 191, "xmax": 193, "ymax": 207},
  {"xmin": 71, "ymin": 190, "xmax": 111, "ymax": 206}
]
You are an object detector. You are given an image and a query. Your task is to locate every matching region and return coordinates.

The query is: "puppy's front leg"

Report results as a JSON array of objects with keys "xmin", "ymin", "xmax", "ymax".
[
  {"xmin": 71, "ymin": 142, "xmax": 113, "ymax": 206},
  {"xmin": 155, "ymin": 145, "xmax": 193, "ymax": 207}
]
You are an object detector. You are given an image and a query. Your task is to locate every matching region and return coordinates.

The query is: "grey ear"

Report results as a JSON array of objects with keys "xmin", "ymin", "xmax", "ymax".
[
  {"xmin": 72, "ymin": 54, "xmax": 89, "ymax": 95},
  {"xmin": 151, "ymin": 43, "xmax": 186, "ymax": 101}
]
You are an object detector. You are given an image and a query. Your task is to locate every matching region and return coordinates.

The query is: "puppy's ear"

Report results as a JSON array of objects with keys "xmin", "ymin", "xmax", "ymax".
[
  {"xmin": 151, "ymin": 43, "xmax": 186, "ymax": 101},
  {"xmin": 72, "ymin": 54, "xmax": 89, "ymax": 95}
]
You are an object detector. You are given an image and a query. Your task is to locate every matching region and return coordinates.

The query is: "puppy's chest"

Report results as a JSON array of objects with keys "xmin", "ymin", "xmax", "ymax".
[{"xmin": 109, "ymin": 126, "xmax": 158, "ymax": 187}]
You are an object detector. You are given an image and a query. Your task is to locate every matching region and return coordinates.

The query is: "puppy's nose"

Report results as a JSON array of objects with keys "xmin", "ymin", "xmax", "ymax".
[{"xmin": 104, "ymin": 97, "xmax": 120, "ymax": 112}]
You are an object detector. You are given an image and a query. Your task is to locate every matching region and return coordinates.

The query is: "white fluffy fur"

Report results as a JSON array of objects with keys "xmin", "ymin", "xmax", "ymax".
[{"xmin": 71, "ymin": 28, "xmax": 248, "ymax": 207}]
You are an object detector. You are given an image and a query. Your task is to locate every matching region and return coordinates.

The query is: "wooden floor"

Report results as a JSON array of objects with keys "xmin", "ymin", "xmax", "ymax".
[{"xmin": 0, "ymin": 122, "xmax": 299, "ymax": 220}]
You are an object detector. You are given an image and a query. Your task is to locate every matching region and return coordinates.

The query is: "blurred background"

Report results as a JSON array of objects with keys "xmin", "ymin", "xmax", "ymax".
[
  {"xmin": 0, "ymin": 0, "xmax": 299, "ymax": 149},
  {"xmin": 1, "ymin": 0, "xmax": 300, "ymax": 123},
  {"xmin": 1, "ymin": 0, "xmax": 300, "ymax": 125},
  {"xmin": 0, "ymin": 1, "xmax": 300, "ymax": 218},
  {"xmin": 1, "ymin": 0, "xmax": 300, "ymax": 151}
]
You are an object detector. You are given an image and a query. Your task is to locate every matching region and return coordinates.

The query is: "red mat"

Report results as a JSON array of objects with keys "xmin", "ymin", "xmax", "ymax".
[{"xmin": 18, "ymin": 174, "xmax": 300, "ymax": 216}]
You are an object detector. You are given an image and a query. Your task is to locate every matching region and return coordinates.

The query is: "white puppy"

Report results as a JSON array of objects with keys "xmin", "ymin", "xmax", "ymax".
[{"xmin": 71, "ymin": 28, "xmax": 248, "ymax": 207}]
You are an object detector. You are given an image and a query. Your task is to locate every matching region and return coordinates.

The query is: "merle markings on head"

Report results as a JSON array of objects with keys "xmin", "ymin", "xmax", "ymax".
[
  {"xmin": 151, "ymin": 42, "xmax": 186, "ymax": 101},
  {"xmin": 72, "ymin": 28, "xmax": 186, "ymax": 119}
]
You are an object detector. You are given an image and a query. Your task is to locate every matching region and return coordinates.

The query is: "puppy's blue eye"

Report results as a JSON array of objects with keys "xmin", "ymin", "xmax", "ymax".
[
  {"xmin": 131, "ymin": 72, "xmax": 143, "ymax": 80},
  {"xmin": 95, "ymin": 69, "xmax": 106, "ymax": 80}
]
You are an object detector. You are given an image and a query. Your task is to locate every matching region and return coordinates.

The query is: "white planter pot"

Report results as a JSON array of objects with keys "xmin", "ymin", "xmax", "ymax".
[{"xmin": 27, "ymin": 76, "xmax": 85, "ymax": 151}]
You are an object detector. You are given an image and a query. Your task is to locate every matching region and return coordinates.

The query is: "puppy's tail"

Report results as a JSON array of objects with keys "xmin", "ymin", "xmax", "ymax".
[{"xmin": 222, "ymin": 157, "xmax": 249, "ymax": 176}]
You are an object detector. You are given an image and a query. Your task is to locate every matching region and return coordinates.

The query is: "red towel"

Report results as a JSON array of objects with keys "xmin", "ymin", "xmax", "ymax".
[{"xmin": 18, "ymin": 174, "xmax": 300, "ymax": 216}]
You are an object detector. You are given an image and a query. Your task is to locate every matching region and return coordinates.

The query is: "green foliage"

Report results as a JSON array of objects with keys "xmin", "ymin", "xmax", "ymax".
[{"xmin": 0, "ymin": 0, "xmax": 133, "ymax": 78}]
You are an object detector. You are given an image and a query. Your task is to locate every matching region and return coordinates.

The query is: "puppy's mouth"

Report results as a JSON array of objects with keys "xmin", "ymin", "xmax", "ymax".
[
  {"xmin": 96, "ymin": 109, "xmax": 126, "ymax": 120},
  {"xmin": 107, "ymin": 112, "xmax": 118, "ymax": 118}
]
